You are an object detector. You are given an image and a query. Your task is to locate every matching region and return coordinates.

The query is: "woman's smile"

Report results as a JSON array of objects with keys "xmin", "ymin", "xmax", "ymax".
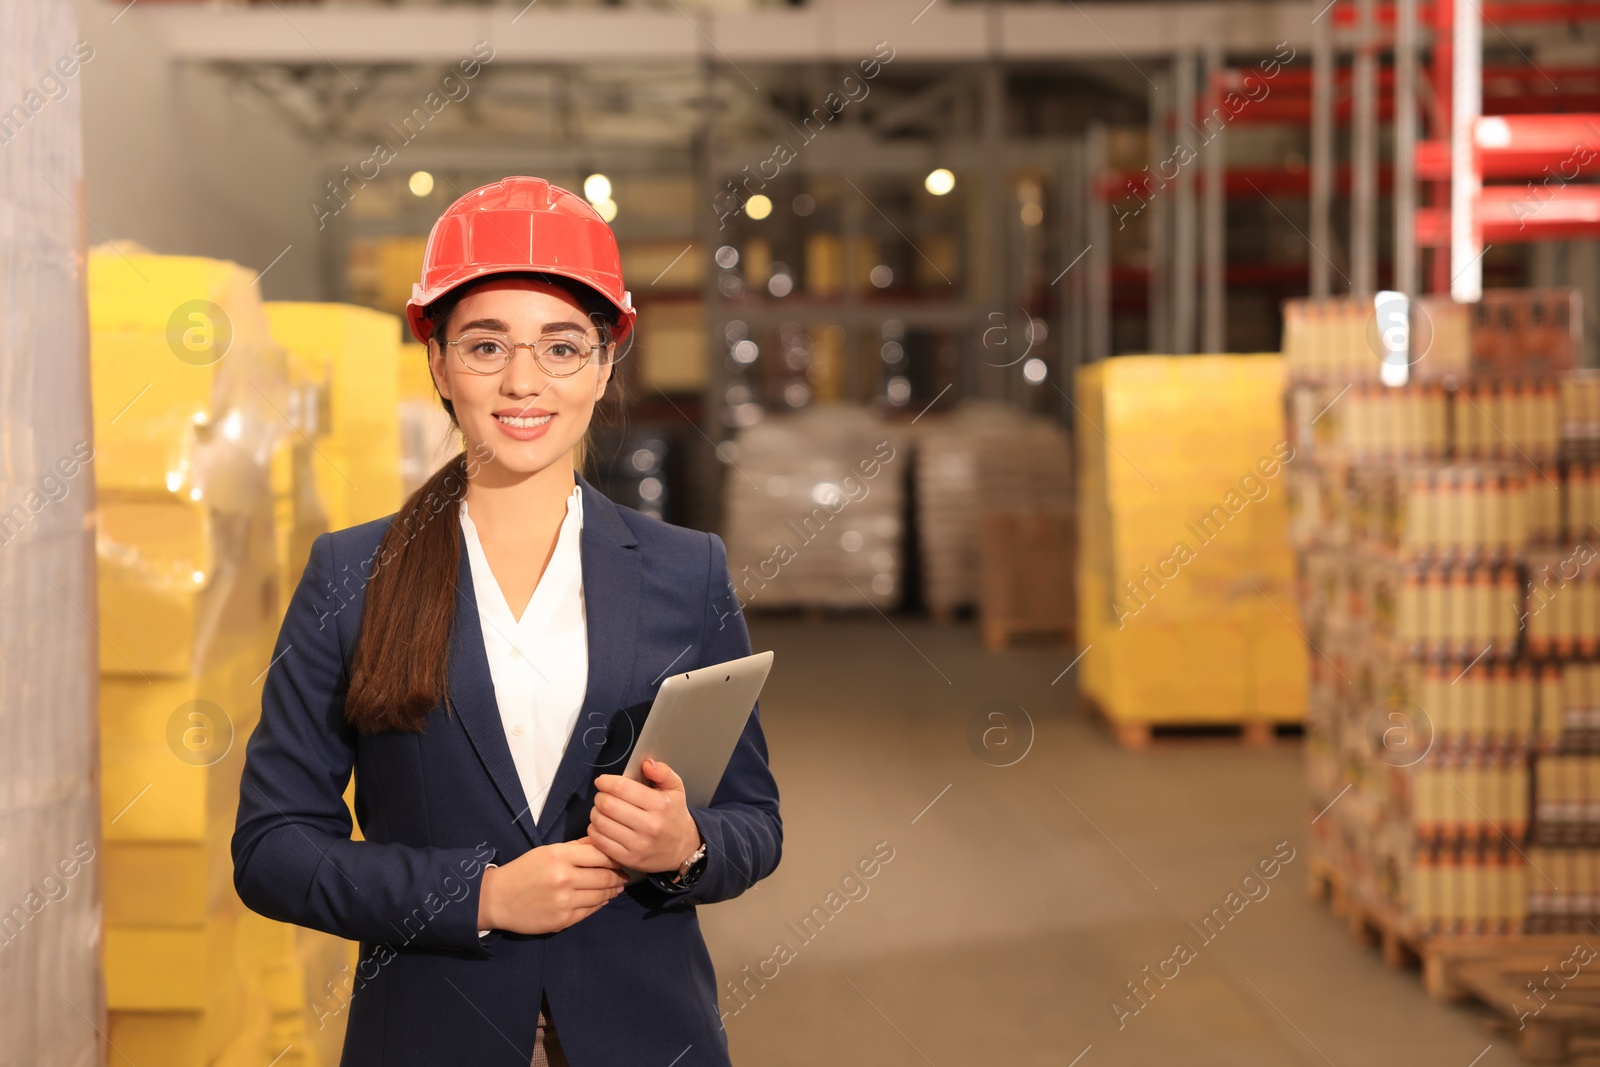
[{"xmin": 493, "ymin": 409, "xmax": 555, "ymax": 439}]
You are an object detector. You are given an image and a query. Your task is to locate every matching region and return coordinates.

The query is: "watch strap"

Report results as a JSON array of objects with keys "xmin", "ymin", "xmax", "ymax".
[{"xmin": 671, "ymin": 841, "xmax": 708, "ymax": 885}]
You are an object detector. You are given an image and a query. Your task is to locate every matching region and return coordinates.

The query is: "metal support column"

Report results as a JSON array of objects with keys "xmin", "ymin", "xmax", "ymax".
[
  {"xmin": 1148, "ymin": 70, "xmax": 1171, "ymax": 352},
  {"xmin": 695, "ymin": 59, "xmax": 725, "ymax": 535},
  {"xmin": 981, "ymin": 60, "xmax": 1008, "ymax": 398},
  {"xmin": 1430, "ymin": 0, "xmax": 1455, "ymax": 293},
  {"xmin": 1086, "ymin": 125, "xmax": 1111, "ymax": 360},
  {"xmin": 1060, "ymin": 147, "xmax": 1084, "ymax": 420},
  {"xmin": 1173, "ymin": 50, "xmax": 1198, "ymax": 354},
  {"xmin": 1202, "ymin": 45, "xmax": 1226, "ymax": 353},
  {"xmin": 1395, "ymin": 0, "xmax": 1420, "ymax": 297},
  {"xmin": 1352, "ymin": 0, "xmax": 1377, "ymax": 295},
  {"xmin": 1310, "ymin": 6, "xmax": 1335, "ymax": 298},
  {"xmin": 1450, "ymin": 0, "xmax": 1482, "ymax": 301}
]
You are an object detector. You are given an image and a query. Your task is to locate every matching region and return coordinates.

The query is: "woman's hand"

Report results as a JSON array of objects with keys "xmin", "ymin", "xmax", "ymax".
[
  {"xmin": 478, "ymin": 837, "xmax": 628, "ymax": 935},
  {"xmin": 587, "ymin": 759, "xmax": 704, "ymax": 876}
]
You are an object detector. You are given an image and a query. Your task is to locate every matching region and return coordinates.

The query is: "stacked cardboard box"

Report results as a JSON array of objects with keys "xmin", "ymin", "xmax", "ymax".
[
  {"xmin": 1290, "ymin": 291, "xmax": 1600, "ymax": 938},
  {"xmin": 1521, "ymin": 847, "xmax": 1600, "ymax": 933},
  {"xmin": 1471, "ymin": 289, "xmax": 1580, "ymax": 379},
  {"xmin": 265, "ymin": 303, "xmax": 404, "ymax": 531},
  {"xmin": 91, "ymin": 249, "xmax": 355, "ymax": 1066},
  {"xmin": 1561, "ymin": 372, "xmax": 1600, "ymax": 457},
  {"xmin": 913, "ymin": 409, "xmax": 992, "ymax": 615},
  {"xmin": 1282, "ymin": 294, "xmax": 1471, "ymax": 384},
  {"xmin": 913, "ymin": 402, "xmax": 1073, "ymax": 616},
  {"xmin": 1075, "ymin": 355, "xmax": 1306, "ymax": 726}
]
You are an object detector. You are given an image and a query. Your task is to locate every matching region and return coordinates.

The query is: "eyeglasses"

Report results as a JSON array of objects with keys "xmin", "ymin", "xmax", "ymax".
[{"xmin": 444, "ymin": 329, "xmax": 607, "ymax": 377}]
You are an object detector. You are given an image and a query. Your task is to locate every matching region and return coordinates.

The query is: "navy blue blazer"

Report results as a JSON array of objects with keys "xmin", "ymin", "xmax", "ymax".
[{"xmin": 232, "ymin": 473, "xmax": 782, "ymax": 1066}]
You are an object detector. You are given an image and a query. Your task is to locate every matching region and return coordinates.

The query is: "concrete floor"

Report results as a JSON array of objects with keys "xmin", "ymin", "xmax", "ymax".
[{"xmin": 699, "ymin": 613, "xmax": 1519, "ymax": 1067}]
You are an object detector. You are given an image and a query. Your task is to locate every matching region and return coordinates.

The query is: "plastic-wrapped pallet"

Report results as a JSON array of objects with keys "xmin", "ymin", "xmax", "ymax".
[
  {"xmin": 1076, "ymin": 355, "xmax": 1306, "ymax": 730},
  {"xmin": 914, "ymin": 402, "xmax": 1072, "ymax": 615},
  {"xmin": 90, "ymin": 245, "xmax": 288, "ymax": 678},
  {"xmin": 1286, "ymin": 292, "xmax": 1600, "ymax": 942},
  {"xmin": 89, "ymin": 245, "xmax": 279, "ymax": 1065},
  {"xmin": 90, "ymin": 249, "xmax": 356, "ymax": 1066},
  {"xmin": 722, "ymin": 406, "xmax": 906, "ymax": 610},
  {"xmin": 0, "ymin": 3, "xmax": 103, "ymax": 1062}
]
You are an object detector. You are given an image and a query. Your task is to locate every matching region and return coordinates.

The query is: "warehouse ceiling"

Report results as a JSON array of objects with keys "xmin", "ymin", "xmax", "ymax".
[
  {"xmin": 150, "ymin": 0, "xmax": 1598, "ymax": 158},
  {"xmin": 225, "ymin": 61, "xmax": 715, "ymax": 148},
  {"xmin": 217, "ymin": 57, "xmax": 1150, "ymax": 155}
]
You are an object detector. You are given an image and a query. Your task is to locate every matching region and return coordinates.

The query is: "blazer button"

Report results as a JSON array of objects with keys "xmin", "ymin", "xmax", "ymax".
[{"xmin": 682, "ymin": 897, "xmax": 701, "ymax": 907}]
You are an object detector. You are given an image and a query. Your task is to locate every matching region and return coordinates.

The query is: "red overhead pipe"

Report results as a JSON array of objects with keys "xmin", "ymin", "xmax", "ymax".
[{"xmin": 1328, "ymin": 1, "xmax": 1600, "ymax": 27}]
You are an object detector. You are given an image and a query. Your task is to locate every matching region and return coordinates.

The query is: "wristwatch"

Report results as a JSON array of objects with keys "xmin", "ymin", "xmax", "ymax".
[{"xmin": 669, "ymin": 840, "xmax": 708, "ymax": 887}]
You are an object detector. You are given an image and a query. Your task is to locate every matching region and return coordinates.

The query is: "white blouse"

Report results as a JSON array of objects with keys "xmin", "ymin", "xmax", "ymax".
[{"xmin": 458, "ymin": 484, "xmax": 589, "ymax": 829}]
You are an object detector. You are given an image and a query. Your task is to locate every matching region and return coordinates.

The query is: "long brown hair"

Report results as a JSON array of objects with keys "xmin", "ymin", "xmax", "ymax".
[{"xmin": 342, "ymin": 275, "xmax": 626, "ymax": 733}]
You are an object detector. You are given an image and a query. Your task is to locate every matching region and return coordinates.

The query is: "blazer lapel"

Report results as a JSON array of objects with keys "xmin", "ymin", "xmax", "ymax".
[
  {"xmin": 447, "ymin": 524, "xmax": 541, "ymax": 848},
  {"xmin": 533, "ymin": 474, "xmax": 642, "ymax": 845},
  {"xmin": 444, "ymin": 474, "xmax": 644, "ymax": 852}
]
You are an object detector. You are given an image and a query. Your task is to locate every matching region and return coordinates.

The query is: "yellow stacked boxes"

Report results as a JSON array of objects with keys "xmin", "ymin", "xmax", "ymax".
[
  {"xmin": 91, "ymin": 248, "xmax": 356, "ymax": 1067},
  {"xmin": 90, "ymin": 250, "xmax": 275, "ymax": 496},
  {"xmin": 90, "ymin": 247, "xmax": 285, "ymax": 1066},
  {"xmin": 99, "ymin": 632, "xmax": 274, "ymax": 912},
  {"xmin": 237, "ymin": 911, "xmax": 358, "ymax": 1067},
  {"xmin": 90, "ymin": 249, "xmax": 286, "ymax": 677},
  {"xmin": 1076, "ymin": 355, "xmax": 1307, "ymax": 725},
  {"xmin": 265, "ymin": 303, "xmax": 405, "ymax": 531}
]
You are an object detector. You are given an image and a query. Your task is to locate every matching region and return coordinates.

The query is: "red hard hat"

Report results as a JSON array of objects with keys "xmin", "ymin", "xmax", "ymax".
[{"xmin": 404, "ymin": 176, "xmax": 636, "ymax": 345}]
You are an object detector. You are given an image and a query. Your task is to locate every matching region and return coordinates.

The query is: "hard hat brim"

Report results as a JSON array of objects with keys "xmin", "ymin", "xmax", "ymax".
[{"xmin": 405, "ymin": 265, "xmax": 637, "ymax": 346}]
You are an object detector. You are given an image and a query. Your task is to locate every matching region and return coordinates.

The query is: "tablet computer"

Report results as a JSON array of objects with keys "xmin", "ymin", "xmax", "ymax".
[{"xmin": 618, "ymin": 648, "xmax": 775, "ymax": 882}]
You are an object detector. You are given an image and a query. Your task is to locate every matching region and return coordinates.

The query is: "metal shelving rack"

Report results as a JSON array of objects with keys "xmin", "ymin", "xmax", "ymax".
[
  {"xmin": 1314, "ymin": 0, "xmax": 1600, "ymax": 307},
  {"xmin": 698, "ymin": 74, "xmax": 1085, "ymax": 423}
]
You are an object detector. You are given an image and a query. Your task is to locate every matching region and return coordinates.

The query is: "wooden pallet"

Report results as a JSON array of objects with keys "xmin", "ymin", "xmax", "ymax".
[
  {"xmin": 1309, "ymin": 855, "xmax": 1600, "ymax": 1063},
  {"xmin": 1081, "ymin": 695, "xmax": 1301, "ymax": 750},
  {"xmin": 1430, "ymin": 941, "xmax": 1600, "ymax": 1063},
  {"xmin": 979, "ymin": 511, "xmax": 1073, "ymax": 651},
  {"xmin": 1307, "ymin": 854, "xmax": 1428, "ymax": 970},
  {"xmin": 981, "ymin": 619, "xmax": 1074, "ymax": 651}
]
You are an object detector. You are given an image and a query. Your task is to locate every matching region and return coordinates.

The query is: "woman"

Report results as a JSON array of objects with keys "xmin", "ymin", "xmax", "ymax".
[{"xmin": 233, "ymin": 177, "xmax": 783, "ymax": 1067}]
